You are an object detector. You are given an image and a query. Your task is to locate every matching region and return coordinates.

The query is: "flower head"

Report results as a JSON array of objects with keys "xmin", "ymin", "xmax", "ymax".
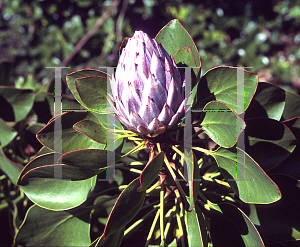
[{"xmin": 109, "ymin": 31, "xmax": 185, "ymax": 136}]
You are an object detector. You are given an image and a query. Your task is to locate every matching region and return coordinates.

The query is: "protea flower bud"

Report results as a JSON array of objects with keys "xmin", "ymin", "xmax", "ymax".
[{"xmin": 109, "ymin": 31, "xmax": 185, "ymax": 136}]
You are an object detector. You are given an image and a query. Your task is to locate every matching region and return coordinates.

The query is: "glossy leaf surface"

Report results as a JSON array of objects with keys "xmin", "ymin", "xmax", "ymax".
[
  {"xmin": 194, "ymin": 67, "xmax": 258, "ymax": 114},
  {"xmin": 201, "ymin": 101, "xmax": 245, "ymax": 148},
  {"xmin": 75, "ymin": 75, "xmax": 107, "ymax": 110},
  {"xmin": 66, "ymin": 69, "xmax": 107, "ymax": 108},
  {"xmin": 210, "ymin": 147, "xmax": 281, "ymax": 203},
  {"xmin": 156, "ymin": 19, "xmax": 200, "ymax": 76}
]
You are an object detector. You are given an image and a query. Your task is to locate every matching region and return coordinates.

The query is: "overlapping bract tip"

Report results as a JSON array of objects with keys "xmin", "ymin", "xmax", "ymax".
[{"xmin": 109, "ymin": 31, "xmax": 185, "ymax": 136}]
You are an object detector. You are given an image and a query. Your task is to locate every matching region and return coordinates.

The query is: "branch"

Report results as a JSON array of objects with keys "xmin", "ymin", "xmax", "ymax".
[{"xmin": 60, "ymin": 0, "xmax": 120, "ymax": 67}]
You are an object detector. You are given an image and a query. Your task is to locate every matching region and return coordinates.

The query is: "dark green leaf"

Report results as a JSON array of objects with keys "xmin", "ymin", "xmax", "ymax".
[
  {"xmin": 194, "ymin": 67, "xmax": 258, "ymax": 114},
  {"xmin": 201, "ymin": 101, "xmax": 245, "ymax": 148},
  {"xmin": 103, "ymin": 178, "xmax": 146, "ymax": 238},
  {"xmin": 248, "ymin": 174, "xmax": 300, "ymax": 241},
  {"xmin": 217, "ymin": 203, "xmax": 264, "ymax": 247},
  {"xmin": 60, "ymin": 149, "xmax": 121, "ymax": 170},
  {"xmin": 245, "ymin": 82, "xmax": 285, "ymax": 121},
  {"xmin": 245, "ymin": 118, "xmax": 296, "ymax": 171},
  {"xmin": 210, "ymin": 147, "xmax": 281, "ymax": 204},
  {"xmin": 137, "ymin": 151, "xmax": 164, "ymax": 192},
  {"xmin": 270, "ymin": 118, "xmax": 300, "ymax": 179},
  {"xmin": 17, "ymin": 149, "xmax": 117, "ymax": 183},
  {"xmin": 15, "ymin": 204, "xmax": 91, "ymax": 246},
  {"xmin": 155, "ymin": 19, "xmax": 200, "ymax": 77}
]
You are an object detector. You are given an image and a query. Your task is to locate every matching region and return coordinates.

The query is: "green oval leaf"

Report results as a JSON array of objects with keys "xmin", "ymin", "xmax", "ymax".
[
  {"xmin": 19, "ymin": 176, "xmax": 96, "ymax": 210},
  {"xmin": 194, "ymin": 67, "xmax": 258, "ymax": 114},
  {"xmin": 60, "ymin": 149, "xmax": 121, "ymax": 170},
  {"xmin": 75, "ymin": 76, "xmax": 107, "ymax": 110},
  {"xmin": 137, "ymin": 151, "xmax": 164, "ymax": 192},
  {"xmin": 201, "ymin": 101, "xmax": 245, "ymax": 148},
  {"xmin": 17, "ymin": 149, "xmax": 117, "ymax": 183},
  {"xmin": 155, "ymin": 19, "xmax": 200, "ymax": 77},
  {"xmin": 245, "ymin": 118, "xmax": 296, "ymax": 171},
  {"xmin": 37, "ymin": 111, "xmax": 98, "ymax": 153},
  {"xmin": 15, "ymin": 204, "xmax": 91, "ymax": 246},
  {"xmin": 173, "ymin": 47, "xmax": 198, "ymax": 74},
  {"xmin": 209, "ymin": 147, "xmax": 281, "ymax": 204},
  {"xmin": 104, "ymin": 178, "xmax": 146, "ymax": 238},
  {"xmin": 66, "ymin": 69, "xmax": 107, "ymax": 108}
]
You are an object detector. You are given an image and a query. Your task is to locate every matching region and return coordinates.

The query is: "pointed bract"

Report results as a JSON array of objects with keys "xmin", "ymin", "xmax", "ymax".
[{"xmin": 110, "ymin": 31, "xmax": 185, "ymax": 136}]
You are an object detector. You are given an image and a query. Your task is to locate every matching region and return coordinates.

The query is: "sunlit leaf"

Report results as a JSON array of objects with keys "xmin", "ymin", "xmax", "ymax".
[
  {"xmin": 201, "ymin": 101, "xmax": 245, "ymax": 148},
  {"xmin": 75, "ymin": 75, "xmax": 108, "ymax": 110},
  {"xmin": 209, "ymin": 147, "xmax": 281, "ymax": 203},
  {"xmin": 194, "ymin": 67, "xmax": 258, "ymax": 114},
  {"xmin": 155, "ymin": 19, "xmax": 200, "ymax": 77},
  {"xmin": 66, "ymin": 69, "xmax": 107, "ymax": 108}
]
